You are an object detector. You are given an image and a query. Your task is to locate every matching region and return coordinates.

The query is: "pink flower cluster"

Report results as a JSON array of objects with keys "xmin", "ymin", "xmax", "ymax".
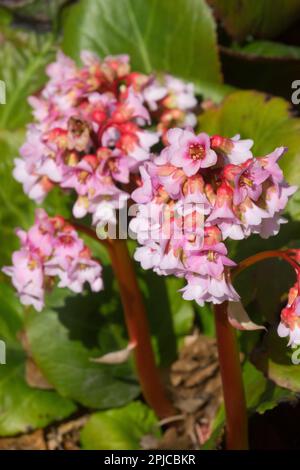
[
  {"xmin": 14, "ymin": 51, "xmax": 197, "ymax": 227},
  {"xmin": 278, "ymin": 251, "xmax": 300, "ymax": 347},
  {"xmin": 2, "ymin": 209, "xmax": 103, "ymax": 312},
  {"xmin": 278, "ymin": 282, "xmax": 300, "ymax": 347},
  {"xmin": 130, "ymin": 128, "xmax": 297, "ymax": 306}
]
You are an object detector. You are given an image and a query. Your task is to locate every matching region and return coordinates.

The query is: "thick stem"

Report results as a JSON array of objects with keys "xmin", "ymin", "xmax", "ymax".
[
  {"xmin": 71, "ymin": 222, "xmax": 175, "ymax": 418},
  {"xmin": 107, "ymin": 239, "xmax": 176, "ymax": 418},
  {"xmin": 214, "ymin": 302, "xmax": 248, "ymax": 450}
]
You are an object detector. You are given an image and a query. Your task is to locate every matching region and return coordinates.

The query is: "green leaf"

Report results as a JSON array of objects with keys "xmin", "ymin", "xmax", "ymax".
[
  {"xmin": 0, "ymin": 284, "xmax": 76, "ymax": 437},
  {"xmin": 80, "ymin": 401, "xmax": 160, "ymax": 450},
  {"xmin": 0, "ymin": 26, "xmax": 55, "ymax": 129},
  {"xmin": 195, "ymin": 303, "xmax": 215, "ymax": 337},
  {"xmin": 209, "ymin": 0, "xmax": 300, "ymax": 40},
  {"xmin": 0, "ymin": 7, "xmax": 12, "ymax": 25},
  {"xmin": 253, "ymin": 328, "xmax": 300, "ymax": 392},
  {"xmin": 26, "ymin": 289, "xmax": 140, "ymax": 409},
  {"xmin": 0, "ymin": 346, "xmax": 76, "ymax": 436},
  {"xmin": 243, "ymin": 361, "xmax": 294, "ymax": 414},
  {"xmin": 0, "ymin": 130, "xmax": 35, "ymax": 266},
  {"xmin": 62, "ymin": 0, "xmax": 222, "ymax": 94},
  {"xmin": 233, "ymin": 40, "xmax": 300, "ymax": 59},
  {"xmin": 0, "ymin": 282, "xmax": 23, "ymax": 345},
  {"xmin": 198, "ymin": 90, "xmax": 300, "ymax": 192}
]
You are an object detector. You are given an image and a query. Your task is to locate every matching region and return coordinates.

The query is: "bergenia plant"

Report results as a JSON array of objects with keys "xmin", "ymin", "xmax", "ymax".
[{"xmin": 3, "ymin": 50, "xmax": 299, "ymax": 450}]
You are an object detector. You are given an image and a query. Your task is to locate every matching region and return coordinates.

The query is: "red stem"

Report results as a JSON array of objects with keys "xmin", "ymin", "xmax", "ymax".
[
  {"xmin": 214, "ymin": 302, "xmax": 248, "ymax": 450},
  {"xmin": 215, "ymin": 248, "xmax": 300, "ymax": 449},
  {"xmin": 233, "ymin": 249, "xmax": 300, "ymax": 279},
  {"xmin": 107, "ymin": 238, "xmax": 176, "ymax": 418},
  {"xmin": 71, "ymin": 222, "xmax": 175, "ymax": 419}
]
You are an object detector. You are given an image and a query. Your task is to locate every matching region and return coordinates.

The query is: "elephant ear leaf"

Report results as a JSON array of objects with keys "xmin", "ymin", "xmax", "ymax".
[{"xmin": 62, "ymin": 0, "xmax": 222, "ymax": 96}]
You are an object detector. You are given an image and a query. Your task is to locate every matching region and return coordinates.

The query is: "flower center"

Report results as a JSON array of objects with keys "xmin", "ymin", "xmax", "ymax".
[
  {"xmin": 108, "ymin": 160, "xmax": 118, "ymax": 173},
  {"xmin": 28, "ymin": 259, "xmax": 38, "ymax": 270},
  {"xmin": 207, "ymin": 251, "xmax": 217, "ymax": 262},
  {"xmin": 78, "ymin": 170, "xmax": 89, "ymax": 183},
  {"xmin": 189, "ymin": 143, "xmax": 205, "ymax": 161},
  {"xmin": 239, "ymin": 170, "xmax": 254, "ymax": 188},
  {"xmin": 60, "ymin": 235, "xmax": 74, "ymax": 246}
]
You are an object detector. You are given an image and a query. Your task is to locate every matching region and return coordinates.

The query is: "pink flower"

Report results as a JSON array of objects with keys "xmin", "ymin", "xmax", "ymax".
[
  {"xmin": 156, "ymin": 164, "xmax": 186, "ymax": 200},
  {"xmin": 163, "ymin": 128, "xmax": 217, "ymax": 176},
  {"xmin": 232, "ymin": 160, "xmax": 269, "ymax": 205},
  {"xmin": 206, "ymin": 183, "xmax": 237, "ymax": 224},
  {"xmin": 131, "ymin": 163, "xmax": 158, "ymax": 203},
  {"xmin": 260, "ymin": 146, "xmax": 286, "ymax": 183},
  {"xmin": 47, "ymin": 251, "xmax": 103, "ymax": 293},
  {"xmin": 3, "ymin": 249, "xmax": 45, "ymax": 312},
  {"xmin": 67, "ymin": 256, "xmax": 103, "ymax": 293},
  {"xmin": 143, "ymin": 75, "xmax": 196, "ymax": 113},
  {"xmin": 53, "ymin": 230, "xmax": 84, "ymax": 260},
  {"xmin": 134, "ymin": 242, "xmax": 162, "ymax": 270},
  {"xmin": 181, "ymin": 273, "xmax": 239, "ymax": 307},
  {"xmin": 278, "ymin": 283, "xmax": 300, "ymax": 347},
  {"xmin": 163, "ymin": 75, "xmax": 197, "ymax": 111},
  {"xmin": 186, "ymin": 242, "xmax": 236, "ymax": 278},
  {"xmin": 61, "ymin": 155, "xmax": 98, "ymax": 196},
  {"xmin": 122, "ymin": 87, "xmax": 150, "ymax": 124},
  {"xmin": 211, "ymin": 134, "xmax": 253, "ymax": 165},
  {"xmin": 2, "ymin": 210, "xmax": 103, "ymax": 311}
]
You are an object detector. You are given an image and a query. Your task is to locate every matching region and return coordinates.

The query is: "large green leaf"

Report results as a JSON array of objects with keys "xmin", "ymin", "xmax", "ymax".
[
  {"xmin": 80, "ymin": 401, "xmax": 160, "ymax": 450},
  {"xmin": 0, "ymin": 284, "xmax": 76, "ymax": 437},
  {"xmin": 209, "ymin": 0, "xmax": 300, "ymax": 40},
  {"xmin": 198, "ymin": 90, "xmax": 300, "ymax": 188},
  {"xmin": 26, "ymin": 288, "xmax": 140, "ymax": 409},
  {"xmin": 253, "ymin": 328, "xmax": 300, "ymax": 392},
  {"xmin": 62, "ymin": 0, "xmax": 222, "ymax": 94},
  {"xmin": 0, "ymin": 346, "xmax": 76, "ymax": 436}
]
